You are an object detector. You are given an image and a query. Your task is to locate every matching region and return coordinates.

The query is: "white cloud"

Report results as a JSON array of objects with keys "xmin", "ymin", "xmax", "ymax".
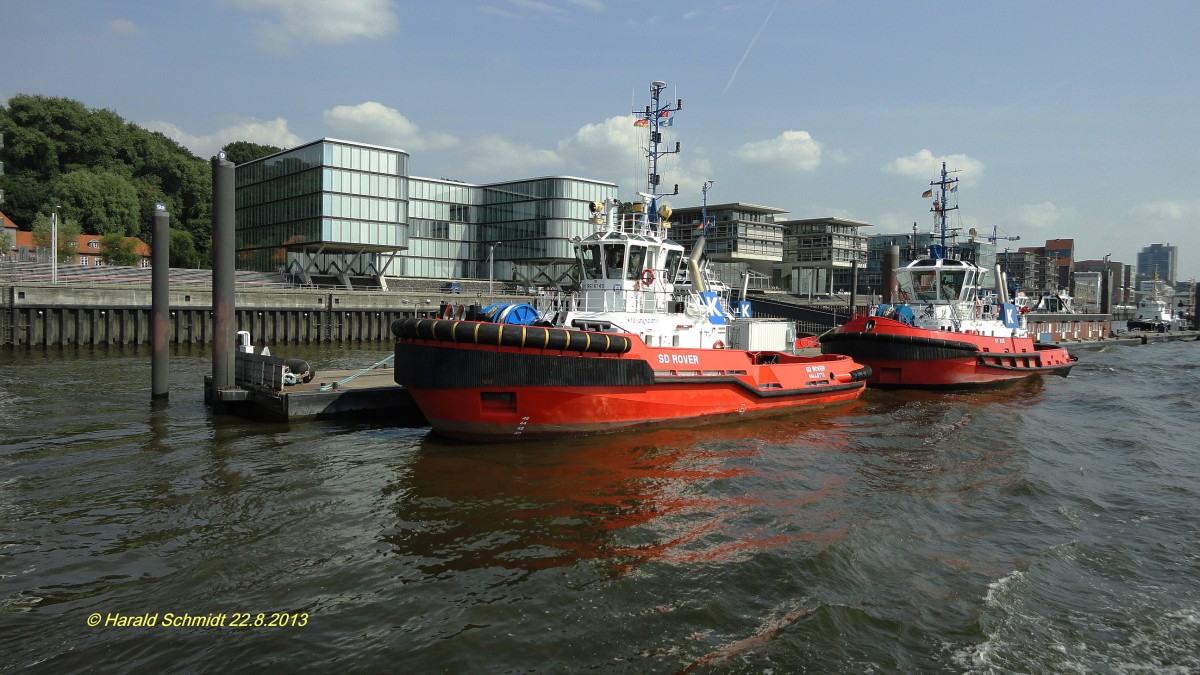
[
  {"xmin": 460, "ymin": 135, "xmax": 564, "ymax": 178},
  {"xmin": 144, "ymin": 117, "xmax": 302, "ymax": 158},
  {"xmin": 1133, "ymin": 200, "xmax": 1199, "ymax": 220},
  {"xmin": 555, "ymin": 116, "xmax": 641, "ymax": 177},
  {"xmin": 323, "ymin": 102, "xmax": 458, "ymax": 153},
  {"xmin": 1016, "ymin": 201, "xmax": 1067, "ymax": 229},
  {"xmin": 554, "ymin": 116, "xmax": 712, "ymax": 200},
  {"xmin": 734, "ymin": 130, "xmax": 822, "ymax": 172},
  {"xmin": 455, "ymin": 115, "xmax": 636, "ymax": 186},
  {"xmin": 443, "ymin": 115, "xmax": 708, "ymax": 199},
  {"xmin": 229, "ymin": 0, "xmax": 399, "ymax": 55},
  {"xmin": 108, "ymin": 19, "xmax": 139, "ymax": 36},
  {"xmin": 885, "ymin": 149, "xmax": 984, "ymax": 184}
]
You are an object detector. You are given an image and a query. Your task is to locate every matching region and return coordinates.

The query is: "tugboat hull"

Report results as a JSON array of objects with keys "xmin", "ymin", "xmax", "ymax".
[
  {"xmin": 394, "ymin": 319, "xmax": 869, "ymax": 442},
  {"xmin": 820, "ymin": 315, "xmax": 1075, "ymax": 388}
]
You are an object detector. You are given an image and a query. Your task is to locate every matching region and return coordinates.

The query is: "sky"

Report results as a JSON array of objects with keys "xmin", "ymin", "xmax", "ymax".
[{"xmin": 2, "ymin": 0, "xmax": 1198, "ymax": 279}]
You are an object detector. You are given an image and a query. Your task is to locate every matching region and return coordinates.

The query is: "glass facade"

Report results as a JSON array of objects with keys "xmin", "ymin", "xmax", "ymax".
[
  {"xmin": 234, "ymin": 139, "xmax": 617, "ymax": 282},
  {"xmin": 402, "ymin": 178, "xmax": 478, "ymax": 278},
  {"xmin": 478, "ymin": 177, "xmax": 616, "ymax": 281},
  {"xmin": 398, "ymin": 176, "xmax": 616, "ymax": 280},
  {"xmin": 235, "ymin": 139, "xmax": 409, "ymax": 274},
  {"xmin": 1136, "ymin": 243, "xmax": 1176, "ymax": 284}
]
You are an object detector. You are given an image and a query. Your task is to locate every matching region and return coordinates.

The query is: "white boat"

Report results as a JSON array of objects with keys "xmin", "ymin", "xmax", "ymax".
[{"xmin": 1126, "ymin": 297, "xmax": 1181, "ymax": 331}]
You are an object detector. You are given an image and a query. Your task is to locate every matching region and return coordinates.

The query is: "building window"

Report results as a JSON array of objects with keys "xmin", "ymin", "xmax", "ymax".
[{"xmin": 88, "ymin": 240, "xmax": 100, "ymax": 249}]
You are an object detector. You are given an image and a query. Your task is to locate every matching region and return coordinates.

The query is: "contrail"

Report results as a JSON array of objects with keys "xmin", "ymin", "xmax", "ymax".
[{"xmin": 722, "ymin": 0, "xmax": 779, "ymax": 95}]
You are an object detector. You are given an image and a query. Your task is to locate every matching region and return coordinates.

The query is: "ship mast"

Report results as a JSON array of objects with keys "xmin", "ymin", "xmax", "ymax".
[
  {"xmin": 929, "ymin": 161, "xmax": 959, "ymax": 258},
  {"xmin": 634, "ymin": 80, "xmax": 682, "ymax": 230},
  {"xmin": 700, "ymin": 179, "xmax": 715, "ymax": 232}
]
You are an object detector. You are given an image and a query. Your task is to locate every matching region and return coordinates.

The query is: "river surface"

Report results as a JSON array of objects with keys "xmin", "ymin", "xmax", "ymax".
[{"xmin": 2, "ymin": 341, "xmax": 1198, "ymax": 673}]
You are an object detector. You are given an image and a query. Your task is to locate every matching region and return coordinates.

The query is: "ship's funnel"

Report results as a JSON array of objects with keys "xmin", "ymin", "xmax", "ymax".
[{"xmin": 687, "ymin": 236, "xmax": 708, "ymax": 293}]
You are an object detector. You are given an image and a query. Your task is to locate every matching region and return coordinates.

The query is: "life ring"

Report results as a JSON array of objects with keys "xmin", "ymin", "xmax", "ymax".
[
  {"xmin": 640, "ymin": 269, "xmax": 655, "ymax": 286},
  {"xmin": 898, "ymin": 290, "xmax": 910, "ymax": 303},
  {"xmin": 712, "ymin": 340, "xmax": 724, "ymax": 349}
]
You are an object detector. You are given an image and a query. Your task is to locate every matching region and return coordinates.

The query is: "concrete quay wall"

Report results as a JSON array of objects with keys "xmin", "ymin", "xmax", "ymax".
[{"xmin": 2, "ymin": 283, "xmax": 461, "ymax": 348}]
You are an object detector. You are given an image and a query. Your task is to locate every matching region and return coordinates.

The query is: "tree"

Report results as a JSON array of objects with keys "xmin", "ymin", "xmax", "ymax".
[
  {"xmin": 220, "ymin": 141, "xmax": 282, "ymax": 165},
  {"xmin": 0, "ymin": 94, "xmax": 214, "ymax": 260},
  {"xmin": 31, "ymin": 211, "xmax": 82, "ymax": 263},
  {"xmin": 0, "ymin": 227, "xmax": 12, "ymax": 259},
  {"xmin": 49, "ymin": 169, "xmax": 140, "ymax": 236},
  {"xmin": 99, "ymin": 233, "xmax": 140, "ymax": 266},
  {"xmin": 168, "ymin": 228, "xmax": 202, "ymax": 268}
]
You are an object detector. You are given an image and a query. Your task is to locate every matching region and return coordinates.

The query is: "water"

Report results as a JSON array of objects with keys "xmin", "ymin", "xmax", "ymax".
[{"xmin": 2, "ymin": 342, "xmax": 1198, "ymax": 673}]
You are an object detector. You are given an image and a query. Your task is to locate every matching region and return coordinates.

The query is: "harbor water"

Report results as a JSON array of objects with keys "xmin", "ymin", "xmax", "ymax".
[{"xmin": 2, "ymin": 342, "xmax": 1198, "ymax": 672}]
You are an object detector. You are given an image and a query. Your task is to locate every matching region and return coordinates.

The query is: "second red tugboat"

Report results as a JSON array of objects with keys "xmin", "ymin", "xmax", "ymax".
[{"xmin": 820, "ymin": 163, "xmax": 1076, "ymax": 387}]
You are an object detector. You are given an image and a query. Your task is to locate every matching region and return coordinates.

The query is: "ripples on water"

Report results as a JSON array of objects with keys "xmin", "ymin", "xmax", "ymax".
[{"xmin": 1, "ymin": 342, "xmax": 1198, "ymax": 672}]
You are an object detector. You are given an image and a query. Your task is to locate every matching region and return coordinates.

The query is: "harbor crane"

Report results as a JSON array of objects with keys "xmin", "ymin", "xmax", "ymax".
[{"xmin": 969, "ymin": 225, "xmax": 1017, "ymax": 243}]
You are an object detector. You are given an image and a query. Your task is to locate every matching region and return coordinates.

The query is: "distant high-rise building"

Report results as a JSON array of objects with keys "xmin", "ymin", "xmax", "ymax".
[{"xmin": 1136, "ymin": 243, "xmax": 1177, "ymax": 284}]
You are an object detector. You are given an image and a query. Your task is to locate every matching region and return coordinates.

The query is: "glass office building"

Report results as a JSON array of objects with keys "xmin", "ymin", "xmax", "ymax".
[
  {"xmin": 479, "ymin": 177, "xmax": 616, "ymax": 285},
  {"xmin": 235, "ymin": 139, "xmax": 616, "ymax": 287},
  {"xmin": 1136, "ymin": 243, "xmax": 1177, "ymax": 284},
  {"xmin": 404, "ymin": 177, "xmax": 478, "ymax": 279},
  {"xmin": 235, "ymin": 138, "xmax": 409, "ymax": 283}
]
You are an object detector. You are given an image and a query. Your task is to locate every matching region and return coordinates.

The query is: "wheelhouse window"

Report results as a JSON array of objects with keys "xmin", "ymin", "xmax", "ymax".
[
  {"xmin": 625, "ymin": 245, "xmax": 647, "ymax": 280},
  {"xmin": 938, "ymin": 270, "xmax": 966, "ymax": 300},
  {"xmin": 664, "ymin": 249, "xmax": 683, "ymax": 283},
  {"xmin": 579, "ymin": 244, "xmax": 602, "ymax": 280},
  {"xmin": 603, "ymin": 243, "xmax": 625, "ymax": 280}
]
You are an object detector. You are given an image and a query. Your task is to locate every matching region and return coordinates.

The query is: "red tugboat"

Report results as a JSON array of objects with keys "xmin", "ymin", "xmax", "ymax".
[
  {"xmin": 391, "ymin": 81, "xmax": 869, "ymax": 442},
  {"xmin": 819, "ymin": 163, "xmax": 1076, "ymax": 387}
]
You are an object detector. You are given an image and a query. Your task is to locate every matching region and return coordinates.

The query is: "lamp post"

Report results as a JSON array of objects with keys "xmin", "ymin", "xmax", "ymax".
[
  {"xmin": 488, "ymin": 241, "xmax": 501, "ymax": 294},
  {"xmin": 51, "ymin": 205, "xmax": 60, "ymax": 284}
]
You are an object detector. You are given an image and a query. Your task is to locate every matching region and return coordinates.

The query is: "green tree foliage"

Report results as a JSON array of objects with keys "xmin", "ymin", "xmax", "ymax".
[
  {"xmin": 50, "ymin": 169, "xmax": 141, "ymax": 237},
  {"xmin": 0, "ymin": 94, "xmax": 238, "ymax": 265},
  {"xmin": 31, "ymin": 211, "xmax": 82, "ymax": 263},
  {"xmin": 99, "ymin": 233, "xmax": 140, "ymax": 266},
  {"xmin": 168, "ymin": 228, "xmax": 203, "ymax": 269},
  {"xmin": 221, "ymin": 141, "xmax": 282, "ymax": 165}
]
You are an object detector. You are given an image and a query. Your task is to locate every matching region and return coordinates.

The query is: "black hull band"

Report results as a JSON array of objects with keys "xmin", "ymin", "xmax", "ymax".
[
  {"xmin": 396, "ymin": 342, "xmax": 654, "ymax": 390},
  {"xmin": 392, "ymin": 317, "xmax": 632, "ymax": 354},
  {"xmin": 821, "ymin": 331, "xmax": 979, "ymax": 361}
]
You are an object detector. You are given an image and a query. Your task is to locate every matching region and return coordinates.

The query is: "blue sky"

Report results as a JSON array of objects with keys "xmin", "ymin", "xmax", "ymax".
[{"xmin": 3, "ymin": 0, "xmax": 1198, "ymax": 278}]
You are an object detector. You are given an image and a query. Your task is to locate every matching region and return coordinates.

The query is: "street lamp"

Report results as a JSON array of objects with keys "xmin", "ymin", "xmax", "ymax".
[
  {"xmin": 51, "ymin": 205, "xmax": 61, "ymax": 284},
  {"xmin": 488, "ymin": 241, "xmax": 501, "ymax": 294}
]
